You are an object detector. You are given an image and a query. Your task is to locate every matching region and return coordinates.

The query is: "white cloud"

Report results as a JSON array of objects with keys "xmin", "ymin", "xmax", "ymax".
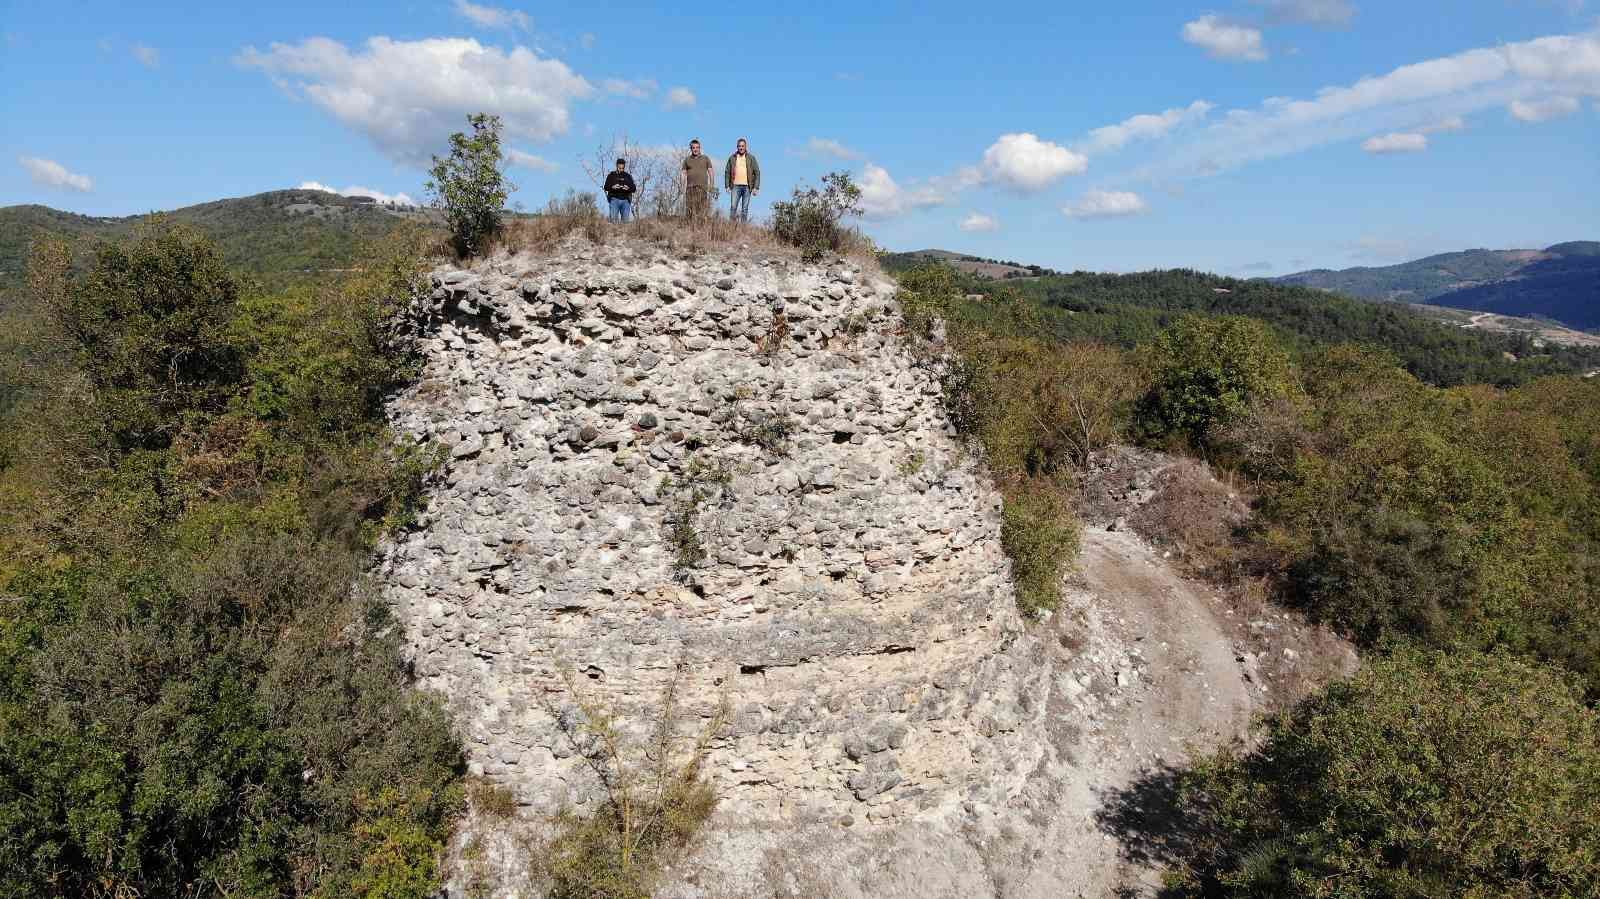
[
  {"xmin": 1251, "ymin": 0, "xmax": 1356, "ymax": 26},
  {"xmin": 800, "ymin": 137, "xmax": 862, "ymax": 160},
  {"xmin": 1080, "ymin": 100, "xmax": 1215, "ymax": 154},
  {"xmin": 238, "ymin": 36, "xmax": 592, "ymax": 165},
  {"xmin": 453, "ymin": 0, "xmax": 530, "ymax": 30},
  {"xmin": 856, "ymin": 164, "xmax": 949, "ymax": 218},
  {"xmin": 297, "ymin": 180, "xmax": 416, "ymax": 205},
  {"xmin": 664, "ymin": 86, "xmax": 696, "ymax": 109},
  {"xmin": 507, "ymin": 148, "xmax": 558, "ymax": 172},
  {"xmin": 1362, "ymin": 132, "xmax": 1428, "ymax": 153},
  {"xmin": 132, "ymin": 43, "xmax": 160, "ymax": 68},
  {"xmin": 1182, "ymin": 15, "xmax": 1268, "ymax": 62},
  {"xmin": 1509, "ymin": 94, "xmax": 1581, "ymax": 121},
  {"xmin": 959, "ymin": 212, "xmax": 1000, "ymax": 232},
  {"xmin": 1134, "ymin": 31, "xmax": 1600, "ymax": 181},
  {"xmin": 19, "ymin": 156, "xmax": 92, "ymax": 192},
  {"xmin": 1421, "ymin": 115, "xmax": 1467, "ymax": 133},
  {"xmin": 981, "ymin": 133, "xmax": 1088, "ymax": 192},
  {"xmin": 1063, "ymin": 190, "xmax": 1149, "ymax": 219},
  {"xmin": 601, "ymin": 78, "xmax": 656, "ymax": 99}
]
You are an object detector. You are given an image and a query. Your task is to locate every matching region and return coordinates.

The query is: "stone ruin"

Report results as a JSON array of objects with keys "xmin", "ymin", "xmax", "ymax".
[{"xmin": 377, "ymin": 235, "xmax": 1066, "ymax": 896}]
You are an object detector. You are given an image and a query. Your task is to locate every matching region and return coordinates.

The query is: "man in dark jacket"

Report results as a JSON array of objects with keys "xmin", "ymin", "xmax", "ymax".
[
  {"xmin": 724, "ymin": 138, "xmax": 760, "ymax": 223},
  {"xmin": 603, "ymin": 158, "xmax": 636, "ymax": 223}
]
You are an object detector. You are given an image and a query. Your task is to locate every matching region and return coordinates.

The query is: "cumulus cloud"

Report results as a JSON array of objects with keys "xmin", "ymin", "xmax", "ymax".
[
  {"xmin": 857, "ymin": 164, "xmax": 949, "ymax": 218},
  {"xmin": 19, "ymin": 156, "xmax": 92, "ymax": 192},
  {"xmin": 1182, "ymin": 15, "xmax": 1268, "ymax": 62},
  {"xmin": 238, "ymin": 36, "xmax": 592, "ymax": 165},
  {"xmin": 1251, "ymin": 0, "xmax": 1357, "ymax": 26},
  {"xmin": 1062, "ymin": 190, "xmax": 1148, "ymax": 219},
  {"xmin": 1080, "ymin": 100, "xmax": 1215, "ymax": 154},
  {"xmin": 1362, "ymin": 132, "xmax": 1428, "ymax": 153},
  {"xmin": 981, "ymin": 133, "xmax": 1088, "ymax": 192},
  {"xmin": 132, "ymin": 43, "xmax": 160, "ymax": 68},
  {"xmin": 959, "ymin": 212, "xmax": 1000, "ymax": 232},
  {"xmin": 453, "ymin": 0, "xmax": 530, "ymax": 30},
  {"xmin": 664, "ymin": 86, "xmax": 696, "ymax": 109},
  {"xmin": 1509, "ymin": 94, "xmax": 1581, "ymax": 121},
  {"xmin": 1134, "ymin": 30, "xmax": 1600, "ymax": 181},
  {"xmin": 507, "ymin": 148, "xmax": 558, "ymax": 172},
  {"xmin": 297, "ymin": 180, "xmax": 416, "ymax": 205},
  {"xmin": 799, "ymin": 137, "xmax": 862, "ymax": 160}
]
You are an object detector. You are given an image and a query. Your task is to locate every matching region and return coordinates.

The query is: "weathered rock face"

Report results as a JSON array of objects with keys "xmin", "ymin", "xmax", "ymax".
[{"xmin": 378, "ymin": 236, "xmax": 1055, "ymax": 893}]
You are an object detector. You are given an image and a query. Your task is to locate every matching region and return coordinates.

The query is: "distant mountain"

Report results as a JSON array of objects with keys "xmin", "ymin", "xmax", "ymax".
[
  {"xmin": 1279, "ymin": 242, "xmax": 1600, "ymax": 331},
  {"xmin": 0, "ymin": 189, "xmax": 432, "ymax": 290},
  {"xmin": 881, "ymin": 248, "xmax": 1059, "ymax": 280}
]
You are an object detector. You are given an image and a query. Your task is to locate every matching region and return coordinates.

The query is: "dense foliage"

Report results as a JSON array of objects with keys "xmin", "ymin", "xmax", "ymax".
[
  {"xmin": 1173, "ymin": 649, "xmax": 1600, "ymax": 898},
  {"xmin": 0, "ymin": 224, "xmax": 464, "ymax": 897},
  {"xmin": 998, "ymin": 268, "xmax": 1600, "ymax": 387},
  {"xmin": 897, "ymin": 261, "xmax": 1600, "ymax": 897},
  {"xmin": 427, "ymin": 113, "xmax": 514, "ymax": 258}
]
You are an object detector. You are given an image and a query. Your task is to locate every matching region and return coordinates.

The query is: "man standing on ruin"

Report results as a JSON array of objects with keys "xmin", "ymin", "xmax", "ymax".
[
  {"xmin": 682, "ymin": 139, "xmax": 714, "ymax": 220},
  {"xmin": 604, "ymin": 157, "xmax": 636, "ymax": 223},
  {"xmin": 724, "ymin": 138, "xmax": 760, "ymax": 223}
]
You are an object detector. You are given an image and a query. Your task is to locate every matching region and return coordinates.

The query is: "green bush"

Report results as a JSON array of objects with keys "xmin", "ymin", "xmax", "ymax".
[
  {"xmin": 1172, "ymin": 649, "xmax": 1600, "ymax": 898},
  {"xmin": 46, "ymin": 222, "xmax": 246, "ymax": 451},
  {"xmin": 1137, "ymin": 314, "xmax": 1295, "ymax": 449},
  {"xmin": 1000, "ymin": 478, "xmax": 1081, "ymax": 617},
  {"xmin": 427, "ymin": 113, "xmax": 515, "ymax": 258},
  {"xmin": 770, "ymin": 172, "xmax": 863, "ymax": 262}
]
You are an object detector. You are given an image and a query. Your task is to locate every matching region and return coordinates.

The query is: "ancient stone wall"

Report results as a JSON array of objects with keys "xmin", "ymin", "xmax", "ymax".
[{"xmin": 377, "ymin": 236, "xmax": 1055, "ymax": 890}]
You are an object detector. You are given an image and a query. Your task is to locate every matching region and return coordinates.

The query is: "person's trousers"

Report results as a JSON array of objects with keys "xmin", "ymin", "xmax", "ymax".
[
  {"xmin": 607, "ymin": 197, "xmax": 632, "ymax": 223},
  {"xmin": 687, "ymin": 186, "xmax": 710, "ymax": 219},
  {"xmin": 729, "ymin": 185, "xmax": 752, "ymax": 222}
]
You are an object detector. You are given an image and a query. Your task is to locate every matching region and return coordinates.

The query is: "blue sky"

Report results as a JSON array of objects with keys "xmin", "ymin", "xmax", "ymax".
[{"xmin": 2, "ymin": 0, "xmax": 1596, "ymax": 274}]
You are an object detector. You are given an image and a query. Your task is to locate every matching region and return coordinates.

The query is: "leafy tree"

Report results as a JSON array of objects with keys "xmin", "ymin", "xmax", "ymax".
[
  {"xmin": 1138, "ymin": 314, "xmax": 1295, "ymax": 448},
  {"xmin": 427, "ymin": 113, "xmax": 515, "ymax": 257},
  {"xmin": 1172, "ymin": 649, "xmax": 1600, "ymax": 898},
  {"xmin": 48, "ymin": 222, "xmax": 245, "ymax": 451},
  {"xmin": 771, "ymin": 171, "xmax": 863, "ymax": 262}
]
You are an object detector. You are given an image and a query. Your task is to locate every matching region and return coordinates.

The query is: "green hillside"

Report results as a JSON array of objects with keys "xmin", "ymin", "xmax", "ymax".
[
  {"xmin": 0, "ymin": 190, "xmax": 432, "ymax": 291},
  {"xmin": 1279, "ymin": 242, "xmax": 1600, "ymax": 330}
]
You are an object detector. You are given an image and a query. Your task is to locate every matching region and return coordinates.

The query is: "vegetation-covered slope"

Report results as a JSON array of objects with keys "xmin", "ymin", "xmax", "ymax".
[
  {"xmin": 959, "ymin": 266, "xmax": 1600, "ymax": 387},
  {"xmin": 0, "ymin": 189, "xmax": 429, "ymax": 292}
]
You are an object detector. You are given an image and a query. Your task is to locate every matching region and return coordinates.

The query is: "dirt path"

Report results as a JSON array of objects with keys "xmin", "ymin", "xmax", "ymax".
[{"xmin": 1002, "ymin": 526, "xmax": 1257, "ymax": 898}]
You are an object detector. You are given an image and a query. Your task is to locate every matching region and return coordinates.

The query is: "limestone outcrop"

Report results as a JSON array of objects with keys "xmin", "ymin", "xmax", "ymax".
[{"xmin": 376, "ymin": 235, "xmax": 1063, "ymax": 891}]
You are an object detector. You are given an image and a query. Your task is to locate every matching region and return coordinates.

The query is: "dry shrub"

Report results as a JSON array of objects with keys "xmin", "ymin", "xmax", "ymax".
[
  {"xmin": 500, "ymin": 190, "xmax": 603, "ymax": 252},
  {"xmin": 467, "ymin": 779, "xmax": 520, "ymax": 822},
  {"xmin": 1130, "ymin": 459, "xmax": 1249, "ymax": 576},
  {"xmin": 1001, "ymin": 475, "xmax": 1082, "ymax": 617},
  {"xmin": 537, "ymin": 664, "xmax": 728, "ymax": 899}
]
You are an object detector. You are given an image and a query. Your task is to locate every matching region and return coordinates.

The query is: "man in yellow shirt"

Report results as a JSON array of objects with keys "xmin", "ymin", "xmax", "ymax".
[{"xmin": 724, "ymin": 138, "xmax": 761, "ymax": 223}]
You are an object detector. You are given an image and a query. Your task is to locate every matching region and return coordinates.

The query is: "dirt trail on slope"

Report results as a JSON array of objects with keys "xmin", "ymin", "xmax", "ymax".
[{"xmin": 1000, "ymin": 526, "xmax": 1258, "ymax": 898}]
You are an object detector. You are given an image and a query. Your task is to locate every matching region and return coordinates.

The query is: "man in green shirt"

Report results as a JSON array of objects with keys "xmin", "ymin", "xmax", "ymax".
[{"xmin": 681, "ymin": 139, "xmax": 714, "ymax": 220}]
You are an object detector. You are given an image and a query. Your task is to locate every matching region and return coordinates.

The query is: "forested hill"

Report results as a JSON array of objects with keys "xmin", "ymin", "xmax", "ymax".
[
  {"xmin": 1278, "ymin": 242, "xmax": 1600, "ymax": 330},
  {"xmin": 0, "ymin": 189, "xmax": 429, "ymax": 290},
  {"xmin": 974, "ymin": 267, "xmax": 1600, "ymax": 387}
]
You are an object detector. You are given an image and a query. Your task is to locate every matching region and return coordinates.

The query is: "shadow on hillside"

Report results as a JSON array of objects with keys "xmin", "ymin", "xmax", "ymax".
[{"xmin": 1094, "ymin": 764, "xmax": 1209, "ymax": 898}]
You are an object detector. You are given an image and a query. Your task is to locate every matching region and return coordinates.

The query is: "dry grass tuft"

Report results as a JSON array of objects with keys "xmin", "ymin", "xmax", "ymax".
[
  {"xmin": 495, "ymin": 193, "xmax": 882, "ymax": 269},
  {"xmin": 1130, "ymin": 459, "xmax": 1250, "ymax": 577}
]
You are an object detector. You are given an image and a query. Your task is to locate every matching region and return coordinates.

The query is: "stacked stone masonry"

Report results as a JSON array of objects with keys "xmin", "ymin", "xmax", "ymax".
[{"xmin": 378, "ymin": 237, "xmax": 1054, "ymax": 862}]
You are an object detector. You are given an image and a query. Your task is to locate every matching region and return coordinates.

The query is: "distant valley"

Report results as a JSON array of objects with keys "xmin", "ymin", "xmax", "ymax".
[{"xmin": 1278, "ymin": 241, "xmax": 1600, "ymax": 332}]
